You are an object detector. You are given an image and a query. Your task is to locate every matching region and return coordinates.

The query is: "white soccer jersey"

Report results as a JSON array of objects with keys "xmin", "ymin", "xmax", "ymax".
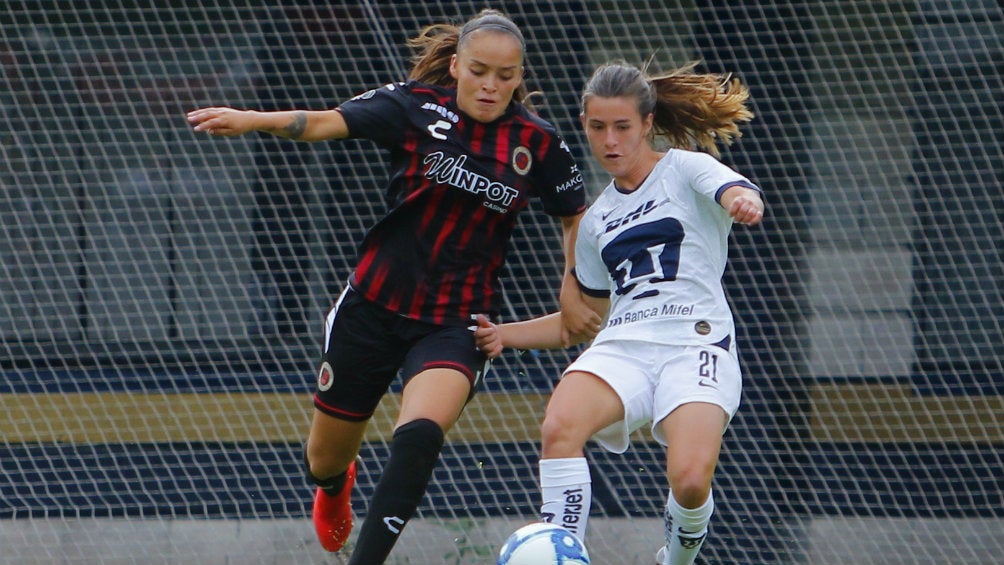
[{"xmin": 575, "ymin": 149, "xmax": 760, "ymax": 346}]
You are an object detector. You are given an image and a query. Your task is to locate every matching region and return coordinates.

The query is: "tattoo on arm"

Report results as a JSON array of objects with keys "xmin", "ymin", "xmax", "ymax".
[{"xmin": 282, "ymin": 111, "xmax": 308, "ymax": 139}]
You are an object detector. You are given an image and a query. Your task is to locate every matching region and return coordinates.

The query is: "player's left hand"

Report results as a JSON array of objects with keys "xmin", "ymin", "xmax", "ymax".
[{"xmin": 472, "ymin": 314, "xmax": 503, "ymax": 359}]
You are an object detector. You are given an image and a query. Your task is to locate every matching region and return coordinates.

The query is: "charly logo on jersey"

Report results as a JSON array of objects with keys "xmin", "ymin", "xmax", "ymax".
[
  {"xmin": 423, "ymin": 151, "xmax": 519, "ymax": 213},
  {"xmin": 422, "ymin": 102, "xmax": 461, "ymax": 140}
]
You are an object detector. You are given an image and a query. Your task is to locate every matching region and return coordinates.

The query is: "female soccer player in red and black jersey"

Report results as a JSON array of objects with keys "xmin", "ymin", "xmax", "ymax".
[{"xmin": 187, "ymin": 9, "xmax": 601, "ymax": 564}]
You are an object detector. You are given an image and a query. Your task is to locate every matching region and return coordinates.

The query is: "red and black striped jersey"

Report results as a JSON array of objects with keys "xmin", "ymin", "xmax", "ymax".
[{"xmin": 336, "ymin": 80, "xmax": 586, "ymax": 327}]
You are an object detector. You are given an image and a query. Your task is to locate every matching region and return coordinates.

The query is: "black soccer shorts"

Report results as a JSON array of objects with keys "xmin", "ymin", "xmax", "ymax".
[{"xmin": 312, "ymin": 287, "xmax": 490, "ymax": 421}]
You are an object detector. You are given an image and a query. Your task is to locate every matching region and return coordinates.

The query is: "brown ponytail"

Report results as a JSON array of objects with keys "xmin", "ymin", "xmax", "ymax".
[{"xmin": 650, "ymin": 62, "xmax": 753, "ymax": 156}]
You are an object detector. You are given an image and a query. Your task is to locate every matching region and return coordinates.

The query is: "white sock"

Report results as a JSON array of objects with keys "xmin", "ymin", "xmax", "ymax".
[
  {"xmin": 539, "ymin": 457, "xmax": 591, "ymax": 541},
  {"xmin": 661, "ymin": 489, "xmax": 714, "ymax": 565}
]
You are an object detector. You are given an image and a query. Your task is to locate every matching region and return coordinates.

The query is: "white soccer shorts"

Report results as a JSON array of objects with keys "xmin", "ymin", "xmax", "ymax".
[{"xmin": 562, "ymin": 338, "xmax": 742, "ymax": 453}]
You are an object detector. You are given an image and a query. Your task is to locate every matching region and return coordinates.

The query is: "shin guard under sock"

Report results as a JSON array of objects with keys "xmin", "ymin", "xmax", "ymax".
[
  {"xmin": 662, "ymin": 490, "xmax": 714, "ymax": 565},
  {"xmin": 539, "ymin": 457, "xmax": 592, "ymax": 541},
  {"xmin": 347, "ymin": 418, "xmax": 444, "ymax": 565}
]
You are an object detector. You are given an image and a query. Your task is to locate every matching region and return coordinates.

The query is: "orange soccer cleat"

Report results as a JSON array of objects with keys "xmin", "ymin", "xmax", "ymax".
[{"xmin": 313, "ymin": 460, "xmax": 357, "ymax": 552}]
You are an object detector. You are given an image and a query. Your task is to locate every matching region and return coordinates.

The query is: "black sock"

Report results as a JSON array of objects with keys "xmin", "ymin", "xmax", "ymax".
[
  {"xmin": 347, "ymin": 418, "xmax": 444, "ymax": 565},
  {"xmin": 304, "ymin": 449, "xmax": 348, "ymax": 495}
]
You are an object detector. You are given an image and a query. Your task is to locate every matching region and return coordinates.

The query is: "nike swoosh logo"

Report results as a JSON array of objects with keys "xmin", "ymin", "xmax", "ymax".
[
  {"xmin": 698, "ymin": 381, "xmax": 718, "ymax": 389},
  {"xmin": 601, "ymin": 209, "xmax": 615, "ymax": 220}
]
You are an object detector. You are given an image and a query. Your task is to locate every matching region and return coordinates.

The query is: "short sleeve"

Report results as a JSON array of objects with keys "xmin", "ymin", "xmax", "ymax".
[
  {"xmin": 573, "ymin": 215, "xmax": 609, "ymax": 296},
  {"xmin": 681, "ymin": 151, "xmax": 760, "ymax": 204},
  {"xmin": 336, "ymin": 82, "xmax": 409, "ymax": 146},
  {"xmin": 532, "ymin": 135, "xmax": 586, "ymax": 217}
]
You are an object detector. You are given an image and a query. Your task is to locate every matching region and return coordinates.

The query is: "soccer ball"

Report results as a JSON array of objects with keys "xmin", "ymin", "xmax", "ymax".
[{"xmin": 497, "ymin": 522, "xmax": 590, "ymax": 565}]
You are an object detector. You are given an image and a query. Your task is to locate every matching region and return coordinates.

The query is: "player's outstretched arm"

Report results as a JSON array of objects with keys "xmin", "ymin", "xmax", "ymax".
[
  {"xmin": 186, "ymin": 107, "xmax": 349, "ymax": 142},
  {"xmin": 473, "ymin": 313, "xmax": 564, "ymax": 359},
  {"xmin": 473, "ymin": 295, "xmax": 607, "ymax": 358}
]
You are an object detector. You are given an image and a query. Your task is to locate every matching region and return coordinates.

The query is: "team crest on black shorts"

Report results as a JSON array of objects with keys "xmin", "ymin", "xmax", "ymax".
[{"xmin": 317, "ymin": 362, "xmax": 334, "ymax": 391}]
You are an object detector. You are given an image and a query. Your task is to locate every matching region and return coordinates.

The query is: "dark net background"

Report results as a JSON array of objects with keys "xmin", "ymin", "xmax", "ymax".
[{"xmin": 1, "ymin": 1, "xmax": 1001, "ymax": 564}]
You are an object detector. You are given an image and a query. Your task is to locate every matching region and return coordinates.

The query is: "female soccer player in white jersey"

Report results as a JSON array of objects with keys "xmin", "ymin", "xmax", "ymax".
[{"xmin": 474, "ymin": 60, "xmax": 764, "ymax": 565}]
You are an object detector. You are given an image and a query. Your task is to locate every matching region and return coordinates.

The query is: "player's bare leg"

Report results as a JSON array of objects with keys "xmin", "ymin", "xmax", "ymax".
[
  {"xmin": 656, "ymin": 402, "xmax": 728, "ymax": 565},
  {"xmin": 539, "ymin": 371, "xmax": 623, "ymax": 540},
  {"xmin": 306, "ymin": 411, "xmax": 367, "ymax": 552}
]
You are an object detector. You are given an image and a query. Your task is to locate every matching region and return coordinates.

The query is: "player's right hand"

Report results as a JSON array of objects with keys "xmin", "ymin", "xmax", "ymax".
[
  {"xmin": 727, "ymin": 193, "xmax": 764, "ymax": 226},
  {"xmin": 472, "ymin": 314, "xmax": 503, "ymax": 359},
  {"xmin": 187, "ymin": 107, "xmax": 256, "ymax": 137},
  {"xmin": 559, "ymin": 288, "xmax": 602, "ymax": 347}
]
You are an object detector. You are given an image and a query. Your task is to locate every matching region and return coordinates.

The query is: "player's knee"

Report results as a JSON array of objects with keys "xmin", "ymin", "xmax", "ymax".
[
  {"xmin": 304, "ymin": 448, "xmax": 328, "ymax": 487},
  {"xmin": 540, "ymin": 411, "xmax": 588, "ymax": 457},
  {"xmin": 393, "ymin": 418, "xmax": 444, "ymax": 451},
  {"xmin": 304, "ymin": 445, "xmax": 342, "ymax": 485},
  {"xmin": 389, "ymin": 418, "xmax": 445, "ymax": 473},
  {"xmin": 668, "ymin": 468, "xmax": 713, "ymax": 508}
]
